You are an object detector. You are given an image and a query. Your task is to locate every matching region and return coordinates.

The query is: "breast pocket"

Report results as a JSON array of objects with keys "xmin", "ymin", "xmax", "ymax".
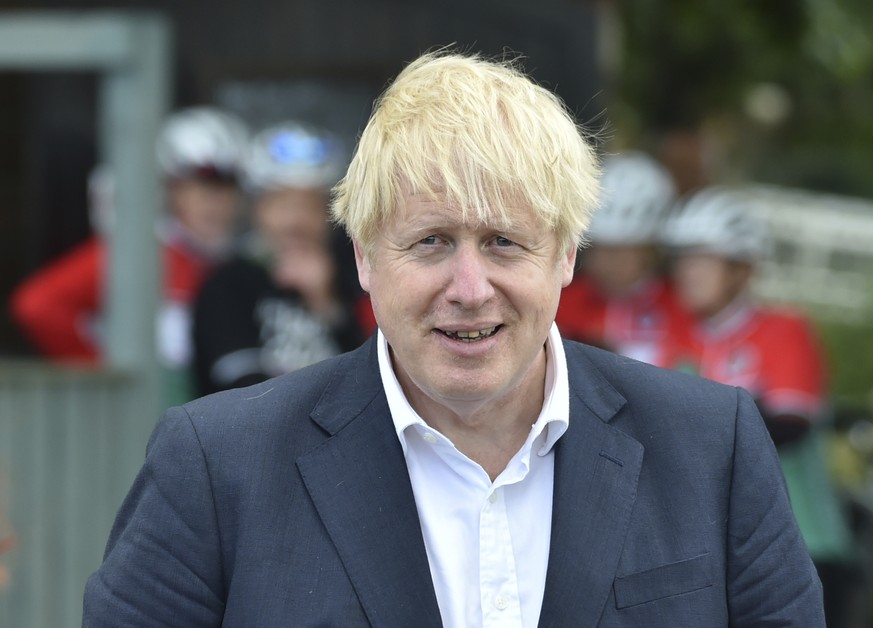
[{"xmin": 613, "ymin": 552, "xmax": 714, "ymax": 609}]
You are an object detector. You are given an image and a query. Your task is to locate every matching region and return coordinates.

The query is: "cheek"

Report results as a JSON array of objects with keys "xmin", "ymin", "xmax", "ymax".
[
  {"xmin": 368, "ymin": 267, "xmax": 417, "ymax": 318},
  {"xmin": 674, "ymin": 265, "xmax": 705, "ymax": 299},
  {"xmin": 699, "ymin": 280, "xmax": 723, "ymax": 304},
  {"xmin": 258, "ymin": 205, "xmax": 294, "ymax": 234},
  {"xmin": 677, "ymin": 266, "xmax": 725, "ymax": 307}
]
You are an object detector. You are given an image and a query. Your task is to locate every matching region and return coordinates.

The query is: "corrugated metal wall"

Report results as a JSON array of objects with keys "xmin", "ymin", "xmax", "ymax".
[{"xmin": 0, "ymin": 361, "xmax": 155, "ymax": 627}]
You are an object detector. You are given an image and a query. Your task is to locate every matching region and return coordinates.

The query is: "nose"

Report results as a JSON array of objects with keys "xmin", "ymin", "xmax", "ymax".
[{"xmin": 443, "ymin": 244, "xmax": 496, "ymax": 309}]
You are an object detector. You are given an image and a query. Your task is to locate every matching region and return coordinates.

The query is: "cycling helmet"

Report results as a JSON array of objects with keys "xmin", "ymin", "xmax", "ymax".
[
  {"xmin": 242, "ymin": 122, "xmax": 344, "ymax": 193},
  {"xmin": 156, "ymin": 107, "xmax": 248, "ymax": 181},
  {"xmin": 662, "ymin": 187, "xmax": 772, "ymax": 262},
  {"xmin": 586, "ymin": 151, "xmax": 676, "ymax": 244}
]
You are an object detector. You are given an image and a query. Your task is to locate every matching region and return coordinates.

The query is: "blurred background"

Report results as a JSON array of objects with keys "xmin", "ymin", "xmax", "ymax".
[{"xmin": 0, "ymin": 0, "xmax": 872, "ymax": 625}]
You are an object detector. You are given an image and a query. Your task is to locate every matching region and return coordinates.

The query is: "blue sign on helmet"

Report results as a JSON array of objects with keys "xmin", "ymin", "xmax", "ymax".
[{"xmin": 269, "ymin": 130, "xmax": 332, "ymax": 166}]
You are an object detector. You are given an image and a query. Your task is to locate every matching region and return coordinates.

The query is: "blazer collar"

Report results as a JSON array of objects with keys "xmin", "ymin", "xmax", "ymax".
[
  {"xmin": 300, "ymin": 338, "xmax": 643, "ymax": 628},
  {"xmin": 307, "ymin": 336, "xmax": 383, "ymax": 436},
  {"xmin": 298, "ymin": 337, "xmax": 443, "ymax": 627},
  {"xmin": 538, "ymin": 341, "xmax": 644, "ymax": 627}
]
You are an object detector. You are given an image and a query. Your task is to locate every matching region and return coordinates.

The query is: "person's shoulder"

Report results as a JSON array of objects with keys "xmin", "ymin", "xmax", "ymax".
[
  {"xmin": 749, "ymin": 306, "xmax": 824, "ymax": 360},
  {"xmin": 183, "ymin": 347, "xmax": 359, "ymax": 425},
  {"xmin": 209, "ymin": 255, "xmax": 269, "ymax": 283},
  {"xmin": 563, "ymin": 339, "xmax": 743, "ymax": 434},
  {"xmin": 195, "ymin": 255, "xmax": 271, "ymax": 301},
  {"xmin": 565, "ymin": 339, "xmax": 730, "ymax": 398},
  {"xmin": 182, "ymin": 343, "xmax": 380, "ymax": 432},
  {"xmin": 753, "ymin": 305, "xmax": 816, "ymax": 335}
]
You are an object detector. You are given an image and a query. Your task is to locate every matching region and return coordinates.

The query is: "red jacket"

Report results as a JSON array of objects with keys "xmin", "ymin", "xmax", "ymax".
[
  {"xmin": 10, "ymin": 235, "xmax": 212, "ymax": 363},
  {"xmin": 556, "ymin": 274, "xmax": 695, "ymax": 369}
]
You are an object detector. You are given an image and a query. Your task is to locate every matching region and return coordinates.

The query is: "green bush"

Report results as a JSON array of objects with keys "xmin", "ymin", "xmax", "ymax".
[{"xmin": 816, "ymin": 318, "xmax": 873, "ymax": 411}]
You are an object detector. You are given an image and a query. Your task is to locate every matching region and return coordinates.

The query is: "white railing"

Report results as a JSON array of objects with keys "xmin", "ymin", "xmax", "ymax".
[{"xmin": 748, "ymin": 184, "xmax": 873, "ymax": 322}]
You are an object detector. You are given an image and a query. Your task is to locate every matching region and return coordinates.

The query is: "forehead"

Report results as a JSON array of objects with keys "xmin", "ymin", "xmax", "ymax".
[
  {"xmin": 675, "ymin": 251, "xmax": 732, "ymax": 268},
  {"xmin": 391, "ymin": 191, "xmax": 545, "ymax": 233}
]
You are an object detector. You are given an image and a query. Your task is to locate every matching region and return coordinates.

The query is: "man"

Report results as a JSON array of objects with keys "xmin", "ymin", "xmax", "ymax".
[
  {"xmin": 83, "ymin": 52, "xmax": 823, "ymax": 626},
  {"xmin": 192, "ymin": 121, "xmax": 364, "ymax": 396},
  {"xmin": 556, "ymin": 151, "xmax": 694, "ymax": 368}
]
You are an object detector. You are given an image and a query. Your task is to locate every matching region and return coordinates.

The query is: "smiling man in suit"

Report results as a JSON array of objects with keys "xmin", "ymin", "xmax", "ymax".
[{"xmin": 83, "ymin": 51, "xmax": 824, "ymax": 627}]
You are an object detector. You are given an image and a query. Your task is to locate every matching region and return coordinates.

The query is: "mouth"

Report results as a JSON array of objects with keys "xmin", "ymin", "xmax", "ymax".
[{"xmin": 437, "ymin": 325, "xmax": 502, "ymax": 343}]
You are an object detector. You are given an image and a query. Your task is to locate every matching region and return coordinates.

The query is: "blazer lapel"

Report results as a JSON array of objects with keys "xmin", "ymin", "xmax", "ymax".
[
  {"xmin": 296, "ymin": 339, "xmax": 442, "ymax": 628},
  {"xmin": 538, "ymin": 344, "xmax": 644, "ymax": 628}
]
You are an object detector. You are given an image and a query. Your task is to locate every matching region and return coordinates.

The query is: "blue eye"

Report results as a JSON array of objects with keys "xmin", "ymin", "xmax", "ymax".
[
  {"xmin": 419, "ymin": 235, "xmax": 440, "ymax": 245},
  {"xmin": 494, "ymin": 236, "xmax": 515, "ymax": 247}
]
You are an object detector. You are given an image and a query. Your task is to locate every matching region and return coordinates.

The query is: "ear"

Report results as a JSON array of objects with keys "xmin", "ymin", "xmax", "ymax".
[
  {"xmin": 353, "ymin": 240, "xmax": 372, "ymax": 292},
  {"xmin": 560, "ymin": 245, "xmax": 577, "ymax": 288}
]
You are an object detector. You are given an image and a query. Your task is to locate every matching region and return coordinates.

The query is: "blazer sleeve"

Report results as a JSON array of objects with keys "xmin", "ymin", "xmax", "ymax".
[
  {"xmin": 726, "ymin": 388, "xmax": 825, "ymax": 626},
  {"xmin": 83, "ymin": 407, "xmax": 225, "ymax": 627}
]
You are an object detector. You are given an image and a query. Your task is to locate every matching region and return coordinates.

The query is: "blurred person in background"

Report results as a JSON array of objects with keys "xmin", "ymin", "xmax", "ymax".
[
  {"xmin": 662, "ymin": 187, "xmax": 859, "ymax": 627},
  {"xmin": 663, "ymin": 188, "xmax": 826, "ymax": 446},
  {"xmin": 191, "ymin": 122, "xmax": 364, "ymax": 396},
  {"xmin": 9, "ymin": 107, "xmax": 248, "ymax": 402},
  {"xmin": 555, "ymin": 151, "xmax": 693, "ymax": 368}
]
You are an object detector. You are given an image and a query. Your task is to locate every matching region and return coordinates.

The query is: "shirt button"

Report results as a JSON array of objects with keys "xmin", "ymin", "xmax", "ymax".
[
  {"xmin": 494, "ymin": 595, "xmax": 508, "ymax": 610},
  {"xmin": 422, "ymin": 432, "xmax": 438, "ymax": 445},
  {"xmin": 488, "ymin": 492, "xmax": 498, "ymax": 504}
]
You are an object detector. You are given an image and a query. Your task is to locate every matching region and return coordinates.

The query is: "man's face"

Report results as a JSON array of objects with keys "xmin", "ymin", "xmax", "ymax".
[
  {"xmin": 672, "ymin": 252, "xmax": 752, "ymax": 318},
  {"xmin": 356, "ymin": 193, "xmax": 575, "ymax": 416}
]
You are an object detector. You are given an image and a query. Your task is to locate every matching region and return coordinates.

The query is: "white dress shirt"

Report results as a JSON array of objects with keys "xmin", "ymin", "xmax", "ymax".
[{"xmin": 377, "ymin": 323, "xmax": 570, "ymax": 628}]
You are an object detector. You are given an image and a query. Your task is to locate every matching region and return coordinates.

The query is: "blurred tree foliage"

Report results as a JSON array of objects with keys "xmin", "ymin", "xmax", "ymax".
[
  {"xmin": 816, "ymin": 319, "xmax": 873, "ymax": 409},
  {"xmin": 614, "ymin": 0, "xmax": 873, "ymax": 197},
  {"xmin": 613, "ymin": 0, "xmax": 873, "ymax": 410}
]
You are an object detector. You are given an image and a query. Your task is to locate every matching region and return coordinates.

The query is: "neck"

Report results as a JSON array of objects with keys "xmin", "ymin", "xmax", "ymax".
[
  {"xmin": 700, "ymin": 291, "xmax": 755, "ymax": 334},
  {"xmin": 399, "ymin": 347, "xmax": 547, "ymax": 481}
]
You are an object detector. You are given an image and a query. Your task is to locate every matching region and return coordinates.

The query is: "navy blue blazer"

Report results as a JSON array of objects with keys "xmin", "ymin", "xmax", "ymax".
[{"xmin": 83, "ymin": 338, "xmax": 824, "ymax": 626}]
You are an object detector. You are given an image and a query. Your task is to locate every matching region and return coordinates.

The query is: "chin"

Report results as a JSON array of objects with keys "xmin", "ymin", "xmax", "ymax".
[{"xmin": 422, "ymin": 375, "xmax": 501, "ymax": 404}]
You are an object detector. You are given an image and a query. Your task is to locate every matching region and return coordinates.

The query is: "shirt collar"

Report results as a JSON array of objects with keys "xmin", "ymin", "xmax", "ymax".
[{"xmin": 377, "ymin": 322, "xmax": 570, "ymax": 458}]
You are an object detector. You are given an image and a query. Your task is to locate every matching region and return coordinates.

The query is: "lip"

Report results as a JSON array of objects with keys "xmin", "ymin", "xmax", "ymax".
[
  {"xmin": 431, "ymin": 324, "xmax": 503, "ymax": 356},
  {"xmin": 435, "ymin": 322, "xmax": 502, "ymax": 333}
]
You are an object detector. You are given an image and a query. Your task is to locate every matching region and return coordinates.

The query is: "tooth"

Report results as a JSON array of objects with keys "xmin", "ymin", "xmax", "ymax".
[{"xmin": 451, "ymin": 327, "xmax": 497, "ymax": 340}]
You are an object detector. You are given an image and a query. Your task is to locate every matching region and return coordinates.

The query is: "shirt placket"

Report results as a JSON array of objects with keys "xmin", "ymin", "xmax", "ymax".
[{"xmin": 479, "ymin": 485, "xmax": 523, "ymax": 627}]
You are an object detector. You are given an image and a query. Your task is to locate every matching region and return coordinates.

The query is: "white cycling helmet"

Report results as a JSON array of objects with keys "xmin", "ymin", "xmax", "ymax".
[
  {"xmin": 587, "ymin": 151, "xmax": 676, "ymax": 244},
  {"xmin": 662, "ymin": 187, "xmax": 772, "ymax": 262},
  {"xmin": 242, "ymin": 122, "xmax": 344, "ymax": 194},
  {"xmin": 156, "ymin": 107, "xmax": 248, "ymax": 181}
]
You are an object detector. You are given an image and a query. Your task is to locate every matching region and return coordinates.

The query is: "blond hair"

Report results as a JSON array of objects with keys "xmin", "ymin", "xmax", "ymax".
[{"xmin": 330, "ymin": 51, "xmax": 601, "ymax": 255}]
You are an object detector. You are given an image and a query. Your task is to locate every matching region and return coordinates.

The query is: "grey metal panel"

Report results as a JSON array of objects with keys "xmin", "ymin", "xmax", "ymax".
[
  {"xmin": 0, "ymin": 362, "xmax": 155, "ymax": 628},
  {"xmin": 0, "ymin": 12, "xmax": 138, "ymax": 69},
  {"xmin": 99, "ymin": 12, "xmax": 170, "ymax": 421}
]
